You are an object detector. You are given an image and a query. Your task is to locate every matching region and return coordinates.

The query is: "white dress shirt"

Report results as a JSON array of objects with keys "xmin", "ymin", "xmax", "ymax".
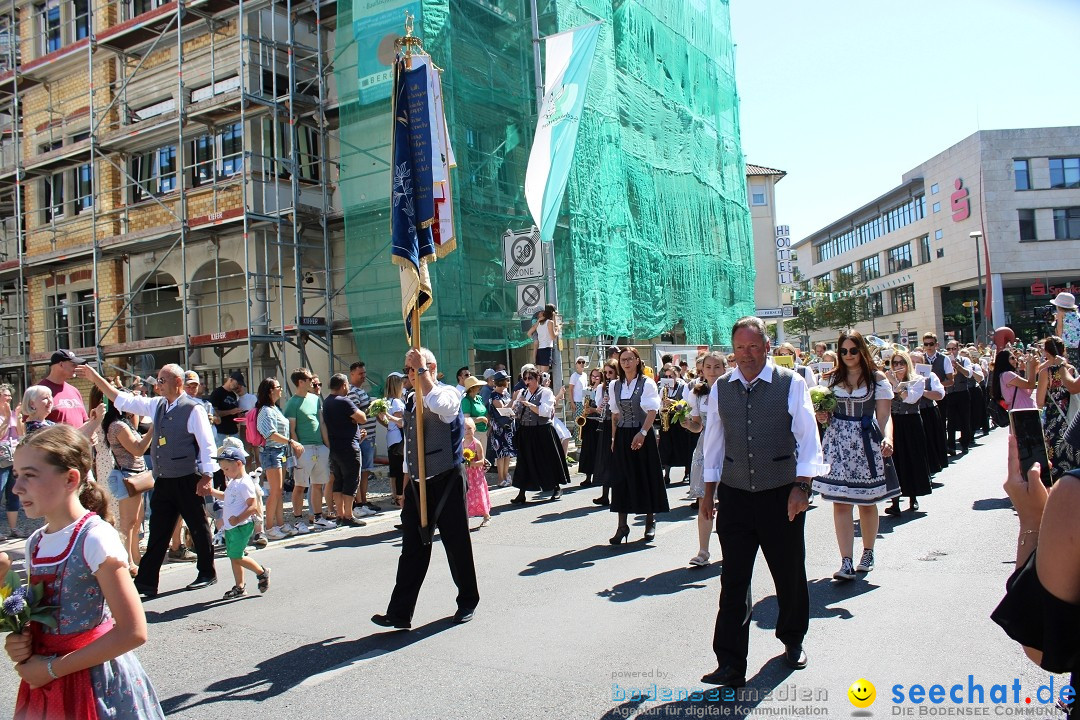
[
  {"xmin": 702, "ymin": 361, "xmax": 827, "ymax": 484},
  {"xmin": 113, "ymin": 392, "xmax": 217, "ymax": 475},
  {"xmin": 607, "ymin": 375, "xmax": 661, "ymax": 415}
]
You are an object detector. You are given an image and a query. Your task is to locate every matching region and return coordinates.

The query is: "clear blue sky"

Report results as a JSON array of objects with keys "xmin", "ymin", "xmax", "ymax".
[{"xmin": 729, "ymin": 0, "xmax": 1080, "ymax": 242}]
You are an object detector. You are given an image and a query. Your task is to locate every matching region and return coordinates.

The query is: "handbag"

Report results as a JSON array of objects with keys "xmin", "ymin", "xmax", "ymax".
[
  {"xmin": 121, "ymin": 469, "xmax": 155, "ymax": 495},
  {"xmin": 988, "ymin": 386, "xmax": 1018, "ymax": 429},
  {"xmin": 0, "ymin": 422, "xmax": 16, "ymax": 467}
]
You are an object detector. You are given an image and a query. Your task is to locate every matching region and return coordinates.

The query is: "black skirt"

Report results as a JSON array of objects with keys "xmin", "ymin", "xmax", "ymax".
[
  {"xmin": 577, "ymin": 417, "xmax": 602, "ymax": 475},
  {"xmin": 512, "ymin": 423, "xmax": 571, "ymax": 491},
  {"xmin": 658, "ymin": 422, "xmax": 694, "ymax": 469},
  {"xmin": 891, "ymin": 413, "xmax": 932, "ymax": 498},
  {"xmin": 610, "ymin": 427, "xmax": 669, "ymax": 514},
  {"xmin": 593, "ymin": 420, "xmax": 614, "ymax": 489},
  {"xmin": 920, "ymin": 404, "xmax": 947, "ymax": 474}
]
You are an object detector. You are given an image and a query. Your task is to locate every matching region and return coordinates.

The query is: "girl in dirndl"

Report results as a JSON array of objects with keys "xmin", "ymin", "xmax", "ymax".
[
  {"xmin": 681, "ymin": 351, "xmax": 726, "ymax": 567},
  {"xmin": 884, "ymin": 350, "xmax": 932, "ymax": 516},
  {"xmin": 812, "ymin": 331, "xmax": 899, "ymax": 583},
  {"xmin": 7, "ymin": 424, "xmax": 164, "ymax": 720}
]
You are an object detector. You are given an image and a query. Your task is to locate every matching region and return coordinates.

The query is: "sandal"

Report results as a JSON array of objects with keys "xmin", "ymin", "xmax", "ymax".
[
  {"xmin": 223, "ymin": 585, "xmax": 247, "ymax": 600},
  {"xmin": 689, "ymin": 551, "xmax": 711, "ymax": 567},
  {"xmin": 256, "ymin": 567, "xmax": 271, "ymax": 593}
]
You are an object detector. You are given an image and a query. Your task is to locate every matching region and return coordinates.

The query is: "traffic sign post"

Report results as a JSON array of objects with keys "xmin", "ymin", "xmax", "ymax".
[
  {"xmin": 516, "ymin": 282, "xmax": 547, "ymax": 318},
  {"xmin": 503, "ymin": 227, "xmax": 544, "ymax": 283}
]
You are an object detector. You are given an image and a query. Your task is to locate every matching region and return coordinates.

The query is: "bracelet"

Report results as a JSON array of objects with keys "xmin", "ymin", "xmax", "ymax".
[
  {"xmin": 1019, "ymin": 529, "xmax": 1039, "ymax": 546},
  {"xmin": 46, "ymin": 655, "xmax": 59, "ymax": 680},
  {"xmin": 638, "ymin": 429, "xmax": 648, "ymax": 437}
]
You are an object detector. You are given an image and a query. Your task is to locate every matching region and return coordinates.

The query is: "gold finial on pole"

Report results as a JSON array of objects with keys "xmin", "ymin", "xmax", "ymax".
[{"xmin": 404, "ymin": 10, "xmax": 414, "ymax": 38}]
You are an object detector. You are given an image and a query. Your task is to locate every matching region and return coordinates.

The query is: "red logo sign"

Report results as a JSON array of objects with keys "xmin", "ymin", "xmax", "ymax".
[
  {"xmin": 951, "ymin": 178, "xmax": 970, "ymax": 222},
  {"xmin": 1031, "ymin": 281, "xmax": 1080, "ymax": 297}
]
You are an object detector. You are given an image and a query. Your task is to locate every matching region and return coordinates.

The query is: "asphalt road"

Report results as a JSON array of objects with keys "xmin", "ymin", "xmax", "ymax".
[{"xmin": 0, "ymin": 425, "xmax": 1067, "ymax": 719}]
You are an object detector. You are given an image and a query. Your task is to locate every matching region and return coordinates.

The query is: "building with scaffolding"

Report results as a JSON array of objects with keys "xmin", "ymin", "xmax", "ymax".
[{"xmin": 0, "ymin": 0, "xmax": 347, "ymax": 390}]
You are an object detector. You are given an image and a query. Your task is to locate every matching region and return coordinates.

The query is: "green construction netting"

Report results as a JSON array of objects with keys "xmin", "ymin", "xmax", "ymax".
[{"xmin": 336, "ymin": 0, "xmax": 753, "ymax": 373}]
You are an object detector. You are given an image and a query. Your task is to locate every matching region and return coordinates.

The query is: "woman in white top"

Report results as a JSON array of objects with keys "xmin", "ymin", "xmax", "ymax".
[
  {"xmin": 510, "ymin": 367, "xmax": 570, "ymax": 503},
  {"xmin": 681, "ymin": 351, "xmax": 727, "ymax": 566},
  {"xmin": 812, "ymin": 331, "xmax": 899, "ymax": 581},
  {"xmin": 526, "ymin": 304, "xmax": 560, "ymax": 373}
]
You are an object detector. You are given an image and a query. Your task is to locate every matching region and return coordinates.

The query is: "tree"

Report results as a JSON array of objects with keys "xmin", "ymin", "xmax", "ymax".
[{"xmin": 818, "ymin": 270, "xmax": 870, "ymax": 331}]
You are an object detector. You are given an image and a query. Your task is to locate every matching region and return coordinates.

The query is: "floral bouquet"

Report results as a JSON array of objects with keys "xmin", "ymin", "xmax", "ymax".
[
  {"xmin": 809, "ymin": 386, "xmax": 837, "ymax": 428},
  {"xmin": 669, "ymin": 400, "xmax": 691, "ymax": 425},
  {"xmin": 462, "ymin": 448, "xmax": 476, "ymax": 464},
  {"xmin": 0, "ymin": 570, "xmax": 57, "ymax": 633},
  {"xmin": 368, "ymin": 398, "xmax": 389, "ymax": 417}
]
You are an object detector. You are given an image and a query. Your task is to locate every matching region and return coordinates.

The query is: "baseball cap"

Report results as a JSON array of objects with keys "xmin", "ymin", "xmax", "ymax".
[
  {"xmin": 492, "ymin": 371, "xmax": 509, "ymax": 382},
  {"xmin": 519, "ymin": 363, "xmax": 536, "ymax": 377},
  {"xmin": 212, "ymin": 446, "xmax": 248, "ymax": 462},
  {"xmin": 183, "ymin": 371, "xmax": 200, "ymax": 385},
  {"xmin": 387, "ymin": 371, "xmax": 406, "ymax": 379},
  {"xmin": 229, "ymin": 370, "xmax": 246, "ymax": 385},
  {"xmin": 220, "ymin": 435, "xmax": 245, "ymax": 452},
  {"xmin": 576, "ymin": 356, "xmax": 588, "ymax": 364},
  {"xmin": 482, "ymin": 368, "xmax": 496, "ymax": 379},
  {"xmin": 50, "ymin": 349, "xmax": 87, "ymax": 366}
]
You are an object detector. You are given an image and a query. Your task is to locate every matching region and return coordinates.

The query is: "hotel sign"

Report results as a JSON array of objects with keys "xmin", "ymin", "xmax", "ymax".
[{"xmin": 776, "ymin": 225, "xmax": 793, "ymax": 285}]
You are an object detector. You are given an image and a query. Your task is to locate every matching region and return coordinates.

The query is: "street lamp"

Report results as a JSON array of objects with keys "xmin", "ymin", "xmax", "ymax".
[{"xmin": 969, "ymin": 230, "xmax": 985, "ymax": 343}]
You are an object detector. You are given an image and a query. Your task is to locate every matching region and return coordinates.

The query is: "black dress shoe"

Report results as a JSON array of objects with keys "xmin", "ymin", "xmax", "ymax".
[
  {"xmin": 186, "ymin": 575, "xmax": 217, "ymax": 591},
  {"xmin": 592, "ymin": 497, "xmax": 609, "ymax": 506},
  {"xmin": 452, "ymin": 608, "xmax": 475, "ymax": 624},
  {"xmin": 551, "ymin": 487, "xmax": 562, "ymax": 500},
  {"xmin": 784, "ymin": 644, "xmax": 808, "ymax": 669},
  {"xmin": 510, "ymin": 492, "xmax": 527, "ymax": 505},
  {"xmin": 133, "ymin": 583, "xmax": 157, "ymax": 599},
  {"xmin": 700, "ymin": 665, "xmax": 746, "ymax": 687},
  {"xmin": 371, "ymin": 613, "xmax": 412, "ymax": 630}
]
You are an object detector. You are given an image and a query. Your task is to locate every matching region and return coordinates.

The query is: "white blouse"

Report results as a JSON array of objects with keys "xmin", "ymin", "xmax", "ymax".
[
  {"xmin": 517, "ymin": 386, "xmax": 555, "ymax": 418},
  {"xmin": 607, "ymin": 376, "xmax": 661, "ymax": 415}
]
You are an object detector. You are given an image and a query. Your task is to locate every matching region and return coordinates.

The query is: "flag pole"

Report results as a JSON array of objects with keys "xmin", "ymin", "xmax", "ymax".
[{"xmin": 400, "ymin": 12, "xmax": 430, "ymax": 533}]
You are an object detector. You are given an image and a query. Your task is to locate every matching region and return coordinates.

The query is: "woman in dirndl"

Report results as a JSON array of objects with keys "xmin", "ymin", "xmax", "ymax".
[
  {"xmin": 607, "ymin": 348, "xmax": 669, "ymax": 544},
  {"xmin": 591, "ymin": 360, "xmax": 619, "ymax": 507},
  {"xmin": 1036, "ymin": 336, "xmax": 1080, "ymax": 481},
  {"xmin": 883, "ymin": 350, "xmax": 932, "ymax": 516},
  {"xmin": 657, "ymin": 364, "xmax": 694, "ymax": 484},
  {"xmin": 812, "ymin": 331, "xmax": 899, "ymax": 582},
  {"xmin": 510, "ymin": 368, "xmax": 570, "ymax": 504},
  {"xmin": 577, "ymin": 368, "xmax": 605, "ymax": 486},
  {"xmin": 681, "ymin": 351, "xmax": 726, "ymax": 566},
  {"xmin": 486, "ymin": 372, "xmax": 517, "ymax": 488}
]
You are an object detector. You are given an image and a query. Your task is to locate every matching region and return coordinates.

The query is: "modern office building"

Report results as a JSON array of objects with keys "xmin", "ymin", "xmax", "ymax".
[{"xmin": 793, "ymin": 126, "xmax": 1080, "ymax": 348}]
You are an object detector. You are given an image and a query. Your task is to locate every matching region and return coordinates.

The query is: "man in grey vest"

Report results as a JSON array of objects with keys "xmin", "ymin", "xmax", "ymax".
[
  {"xmin": 372, "ymin": 347, "xmax": 479, "ymax": 630},
  {"xmin": 700, "ymin": 317, "xmax": 827, "ymax": 688},
  {"xmin": 76, "ymin": 363, "xmax": 218, "ymax": 597},
  {"xmin": 945, "ymin": 339, "xmax": 974, "ymax": 455}
]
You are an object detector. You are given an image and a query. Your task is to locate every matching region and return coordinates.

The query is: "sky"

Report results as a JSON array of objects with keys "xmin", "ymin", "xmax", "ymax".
[{"xmin": 728, "ymin": 0, "xmax": 1080, "ymax": 242}]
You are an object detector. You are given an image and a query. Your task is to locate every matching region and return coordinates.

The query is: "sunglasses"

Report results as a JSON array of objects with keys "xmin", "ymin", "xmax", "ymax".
[
  {"xmin": 312, "ymin": 382, "xmax": 322, "ymax": 388},
  {"xmin": 885, "ymin": 360, "xmax": 903, "ymax": 367},
  {"xmin": 923, "ymin": 341, "xmax": 936, "ymax": 346},
  {"xmin": 837, "ymin": 348, "xmax": 859, "ymax": 356}
]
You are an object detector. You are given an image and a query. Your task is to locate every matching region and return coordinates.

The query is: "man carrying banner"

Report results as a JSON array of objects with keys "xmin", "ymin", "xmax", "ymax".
[{"xmin": 371, "ymin": 347, "xmax": 479, "ymax": 630}]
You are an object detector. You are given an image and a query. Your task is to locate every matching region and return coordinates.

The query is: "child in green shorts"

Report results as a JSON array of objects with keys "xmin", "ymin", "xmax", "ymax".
[{"xmin": 213, "ymin": 446, "xmax": 271, "ymax": 599}]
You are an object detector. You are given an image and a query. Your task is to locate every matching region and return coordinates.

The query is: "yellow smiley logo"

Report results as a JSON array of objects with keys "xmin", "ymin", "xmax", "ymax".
[{"xmin": 848, "ymin": 678, "xmax": 876, "ymax": 708}]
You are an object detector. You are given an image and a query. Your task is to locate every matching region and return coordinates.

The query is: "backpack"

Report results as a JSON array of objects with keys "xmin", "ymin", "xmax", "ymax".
[
  {"xmin": 987, "ymin": 385, "xmax": 1018, "ymax": 429},
  {"xmin": 244, "ymin": 406, "xmax": 265, "ymax": 447}
]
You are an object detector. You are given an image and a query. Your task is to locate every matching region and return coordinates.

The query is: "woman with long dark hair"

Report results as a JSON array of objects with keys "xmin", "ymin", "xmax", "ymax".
[
  {"xmin": 577, "ymin": 368, "xmax": 605, "ymax": 486},
  {"xmin": 103, "ymin": 402, "xmax": 153, "ymax": 573},
  {"xmin": 990, "ymin": 349, "xmax": 1037, "ymax": 412},
  {"xmin": 884, "ymin": 350, "xmax": 932, "ymax": 515},
  {"xmin": 526, "ymin": 304, "xmax": 560, "ymax": 374},
  {"xmin": 510, "ymin": 367, "xmax": 570, "ymax": 503},
  {"xmin": 487, "ymin": 371, "xmax": 517, "ymax": 487},
  {"xmin": 591, "ymin": 360, "xmax": 618, "ymax": 506},
  {"xmin": 256, "ymin": 378, "xmax": 304, "ymax": 540},
  {"xmin": 607, "ymin": 348, "xmax": 668, "ymax": 544},
  {"xmin": 1036, "ymin": 336, "xmax": 1080, "ymax": 480},
  {"xmin": 812, "ymin": 331, "xmax": 899, "ymax": 581},
  {"xmin": 657, "ymin": 363, "xmax": 693, "ymax": 484}
]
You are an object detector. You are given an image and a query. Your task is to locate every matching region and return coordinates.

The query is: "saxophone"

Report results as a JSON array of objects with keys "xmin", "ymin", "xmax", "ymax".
[
  {"xmin": 575, "ymin": 396, "xmax": 592, "ymax": 427},
  {"xmin": 659, "ymin": 385, "xmax": 671, "ymax": 432}
]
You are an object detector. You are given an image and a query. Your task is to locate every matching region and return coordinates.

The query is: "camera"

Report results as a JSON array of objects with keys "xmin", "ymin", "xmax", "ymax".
[{"xmin": 1033, "ymin": 305, "xmax": 1056, "ymax": 325}]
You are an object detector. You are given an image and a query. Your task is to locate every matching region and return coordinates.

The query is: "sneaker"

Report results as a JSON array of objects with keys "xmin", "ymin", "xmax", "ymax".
[
  {"xmin": 338, "ymin": 517, "xmax": 367, "ymax": 528},
  {"xmin": 281, "ymin": 523, "xmax": 298, "ymax": 537},
  {"xmin": 313, "ymin": 517, "xmax": 337, "ymax": 529},
  {"xmin": 251, "ymin": 532, "xmax": 268, "ymax": 548},
  {"xmin": 365, "ymin": 502, "xmax": 382, "ymax": 513},
  {"xmin": 833, "ymin": 557, "xmax": 856, "ymax": 581},
  {"xmin": 856, "ymin": 549, "xmax": 875, "ymax": 573},
  {"xmin": 354, "ymin": 506, "xmax": 377, "ymax": 518},
  {"xmin": 212, "ymin": 531, "xmax": 224, "ymax": 547},
  {"xmin": 168, "ymin": 548, "xmax": 198, "ymax": 562},
  {"xmin": 294, "ymin": 521, "xmax": 311, "ymax": 535},
  {"xmin": 265, "ymin": 526, "xmax": 288, "ymax": 541}
]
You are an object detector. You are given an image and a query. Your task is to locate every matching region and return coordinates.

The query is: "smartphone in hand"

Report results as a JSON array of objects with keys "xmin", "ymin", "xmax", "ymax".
[{"xmin": 1009, "ymin": 408, "xmax": 1052, "ymax": 487}]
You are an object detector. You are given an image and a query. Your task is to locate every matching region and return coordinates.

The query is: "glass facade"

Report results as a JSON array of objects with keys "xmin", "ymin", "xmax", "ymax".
[
  {"xmin": 816, "ymin": 194, "xmax": 925, "ymax": 263},
  {"xmin": 1050, "ymin": 158, "xmax": 1080, "ymax": 189}
]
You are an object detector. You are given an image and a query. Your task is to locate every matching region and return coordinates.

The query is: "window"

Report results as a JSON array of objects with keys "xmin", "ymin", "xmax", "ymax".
[
  {"xmin": 46, "ymin": 294, "xmax": 70, "ymax": 349},
  {"xmin": 920, "ymin": 234, "xmax": 931, "ymax": 264},
  {"xmin": 131, "ymin": 144, "xmax": 177, "ymax": 201},
  {"xmin": 868, "ymin": 292, "xmax": 884, "ymax": 317},
  {"xmin": 129, "ymin": 0, "xmax": 169, "ymax": 19},
  {"xmin": 750, "ymin": 182, "xmax": 766, "ymax": 206},
  {"xmin": 1014, "ymin": 159, "xmax": 1030, "ymax": 191},
  {"xmin": 73, "ymin": 163, "xmax": 92, "ymax": 214},
  {"xmin": 860, "ymin": 255, "xmax": 880, "ymax": 281},
  {"xmin": 814, "ymin": 274, "xmax": 831, "ymax": 292},
  {"xmin": 73, "ymin": 290, "xmax": 95, "ymax": 348},
  {"xmin": 892, "ymin": 284, "xmax": 916, "ymax": 314},
  {"xmin": 1054, "ymin": 208, "xmax": 1080, "ymax": 240},
  {"xmin": 838, "ymin": 264, "xmax": 854, "ymax": 282},
  {"xmin": 42, "ymin": 172, "xmax": 64, "ymax": 222},
  {"xmin": 1019, "ymin": 209, "xmax": 1037, "ymax": 241},
  {"xmin": 930, "ymin": 183, "xmax": 939, "ymax": 195},
  {"xmin": 936, "ymin": 248, "xmax": 945, "ymax": 259},
  {"xmin": 1050, "ymin": 158, "xmax": 1080, "ymax": 189},
  {"xmin": 932, "ymin": 202, "xmax": 941, "ymax": 213},
  {"xmin": 74, "ymin": 0, "xmax": 90, "ymax": 40},
  {"xmin": 220, "ymin": 122, "xmax": 242, "ymax": 177},
  {"xmin": 192, "ymin": 135, "xmax": 214, "ymax": 186},
  {"xmin": 935, "ymin": 229, "xmax": 943, "ymax": 240},
  {"xmin": 37, "ymin": 2, "xmax": 61, "ymax": 54},
  {"xmin": 190, "ymin": 76, "xmax": 240, "ymax": 104},
  {"xmin": 296, "ymin": 126, "xmax": 319, "ymax": 181},
  {"xmin": 133, "ymin": 98, "xmax": 176, "ymax": 122},
  {"xmin": 815, "ymin": 194, "xmax": 925, "ymax": 263},
  {"xmin": 887, "ymin": 243, "xmax": 912, "ymax": 274}
]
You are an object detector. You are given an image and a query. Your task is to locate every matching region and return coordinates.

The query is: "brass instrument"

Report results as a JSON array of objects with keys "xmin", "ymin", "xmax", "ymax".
[
  {"xmin": 575, "ymin": 396, "xmax": 592, "ymax": 427},
  {"xmin": 659, "ymin": 385, "xmax": 671, "ymax": 432}
]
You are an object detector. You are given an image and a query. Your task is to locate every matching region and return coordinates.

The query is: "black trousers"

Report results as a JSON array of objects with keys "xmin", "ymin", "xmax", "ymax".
[
  {"xmin": 712, "ymin": 483, "xmax": 808, "ymax": 675},
  {"xmin": 387, "ymin": 466, "xmax": 479, "ymax": 620},
  {"xmin": 946, "ymin": 390, "xmax": 972, "ymax": 453},
  {"xmin": 970, "ymin": 385, "xmax": 990, "ymax": 436},
  {"xmin": 138, "ymin": 473, "xmax": 215, "ymax": 590}
]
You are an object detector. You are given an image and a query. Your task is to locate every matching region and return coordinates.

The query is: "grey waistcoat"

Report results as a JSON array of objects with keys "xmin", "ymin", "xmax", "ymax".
[
  {"xmin": 615, "ymin": 376, "xmax": 647, "ymax": 428},
  {"xmin": 518, "ymin": 389, "xmax": 550, "ymax": 427},
  {"xmin": 150, "ymin": 394, "xmax": 199, "ymax": 478},
  {"xmin": 714, "ymin": 368, "xmax": 797, "ymax": 492},
  {"xmin": 403, "ymin": 391, "xmax": 464, "ymax": 479}
]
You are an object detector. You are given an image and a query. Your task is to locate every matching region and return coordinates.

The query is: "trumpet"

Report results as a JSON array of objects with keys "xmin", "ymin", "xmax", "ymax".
[{"xmin": 575, "ymin": 397, "xmax": 593, "ymax": 427}]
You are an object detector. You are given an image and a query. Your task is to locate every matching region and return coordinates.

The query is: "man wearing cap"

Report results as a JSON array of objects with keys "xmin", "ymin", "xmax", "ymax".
[
  {"xmin": 76, "ymin": 363, "xmax": 219, "ymax": 596},
  {"xmin": 568, "ymin": 356, "xmax": 589, "ymax": 441},
  {"xmin": 480, "ymin": 368, "xmax": 496, "ymax": 407},
  {"xmin": 372, "ymin": 347, "xmax": 478, "ymax": 629},
  {"xmin": 1053, "ymin": 291, "xmax": 1080, "ymax": 368},
  {"xmin": 210, "ymin": 371, "xmax": 245, "ymax": 439},
  {"xmin": 40, "ymin": 350, "xmax": 90, "ymax": 427}
]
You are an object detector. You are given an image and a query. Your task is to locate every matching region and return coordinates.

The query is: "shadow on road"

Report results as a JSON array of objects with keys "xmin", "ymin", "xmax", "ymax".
[
  {"xmin": 160, "ymin": 620, "xmax": 451, "ymax": 714},
  {"xmin": 972, "ymin": 497, "xmax": 1013, "ymax": 511},
  {"xmin": 753, "ymin": 577, "xmax": 878, "ymax": 629},
  {"xmin": 597, "ymin": 563, "xmax": 723, "ymax": 602},
  {"xmin": 520, "ymin": 542, "xmax": 652, "ymax": 576},
  {"xmin": 601, "ymin": 656, "xmax": 796, "ymax": 718}
]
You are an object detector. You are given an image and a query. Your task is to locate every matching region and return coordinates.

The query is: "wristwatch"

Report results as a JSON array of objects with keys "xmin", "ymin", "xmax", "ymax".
[
  {"xmin": 794, "ymin": 482, "xmax": 812, "ymax": 495},
  {"xmin": 416, "ymin": 367, "xmax": 428, "ymax": 375}
]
